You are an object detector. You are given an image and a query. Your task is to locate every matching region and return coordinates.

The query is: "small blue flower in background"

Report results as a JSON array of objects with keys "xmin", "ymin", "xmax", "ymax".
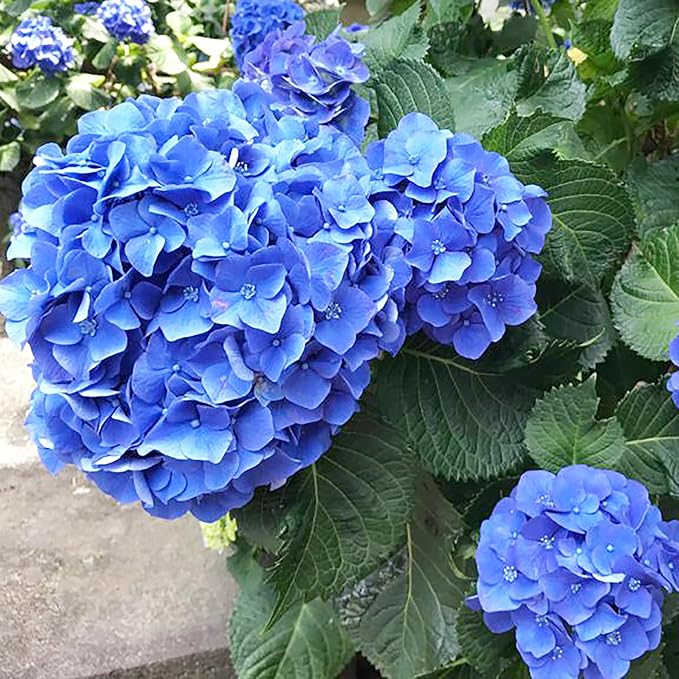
[
  {"xmin": 367, "ymin": 112, "xmax": 551, "ymax": 359},
  {"xmin": 9, "ymin": 16, "xmax": 75, "ymax": 74},
  {"xmin": 668, "ymin": 331, "xmax": 679, "ymax": 408},
  {"xmin": 242, "ymin": 21, "xmax": 370, "ymax": 144},
  {"xmin": 96, "ymin": 0, "xmax": 154, "ymax": 44},
  {"xmin": 468, "ymin": 465, "xmax": 679, "ymax": 679},
  {"xmin": 74, "ymin": 1, "xmax": 100, "ymax": 14},
  {"xmin": 230, "ymin": 0, "xmax": 305, "ymax": 67}
]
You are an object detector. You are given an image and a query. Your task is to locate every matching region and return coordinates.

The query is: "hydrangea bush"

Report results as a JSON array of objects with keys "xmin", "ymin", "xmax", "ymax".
[{"xmin": 3, "ymin": 1, "xmax": 679, "ymax": 678}]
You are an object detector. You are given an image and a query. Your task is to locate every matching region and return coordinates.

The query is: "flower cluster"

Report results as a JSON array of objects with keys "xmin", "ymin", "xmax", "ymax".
[
  {"xmin": 230, "ymin": 0, "xmax": 305, "ymax": 67},
  {"xmin": 0, "ymin": 82, "xmax": 401, "ymax": 522},
  {"xmin": 96, "ymin": 0, "xmax": 154, "ymax": 44},
  {"xmin": 509, "ymin": 0, "xmax": 557, "ymax": 12},
  {"xmin": 365, "ymin": 113, "xmax": 551, "ymax": 359},
  {"xmin": 242, "ymin": 22, "xmax": 370, "ymax": 145},
  {"xmin": 668, "ymin": 330, "xmax": 679, "ymax": 408},
  {"xmin": 74, "ymin": 2, "xmax": 101, "ymax": 15},
  {"xmin": 468, "ymin": 465, "xmax": 679, "ymax": 679},
  {"xmin": 9, "ymin": 16, "xmax": 75, "ymax": 75}
]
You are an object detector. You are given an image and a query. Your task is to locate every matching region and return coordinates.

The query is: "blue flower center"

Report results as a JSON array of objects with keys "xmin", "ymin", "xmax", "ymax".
[
  {"xmin": 485, "ymin": 293, "xmax": 504, "ymax": 308},
  {"xmin": 551, "ymin": 646, "xmax": 563, "ymax": 661},
  {"xmin": 539, "ymin": 535, "xmax": 554, "ymax": 550},
  {"xmin": 408, "ymin": 154, "xmax": 420, "ymax": 165},
  {"xmin": 190, "ymin": 419, "xmax": 200, "ymax": 429},
  {"xmin": 184, "ymin": 175, "xmax": 193, "ymax": 182},
  {"xmin": 91, "ymin": 214, "xmax": 98, "ymax": 222},
  {"xmin": 183, "ymin": 286, "xmax": 199, "ymax": 302},
  {"xmin": 235, "ymin": 161, "xmax": 249, "ymax": 172},
  {"xmin": 373, "ymin": 170, "xmax": 384, "ymax": 180},
  {"xmin": 149, "ymin": 226, "xmax": 158, "ymax": 235},
  {"xmin": 337, "ymin": 203, "xmax": 346, "ymax": 213},
  {"xmin": 570, "ymin": 583, "xmax": 582, "ymax": 594},
  {"xmin": 301, "ymin": 362, "xmax": 310, "ymax": 371},
  {"xmin": 535, "ymin": 614, "xmax": 547, "ymax": 626},
  {"xmin": 79, "ymin": 318, "xmax": 98, "ymax": 336},
  {"xmin": 240, "ymin": 283, "xmax": 257, "ymax": 300},
  {"xmin": 606, "ymin": 543, "xmax": 614, "ymax": 553},
  {"xmin": 222, "ymin": 241, "xmax": 231, "ymax": 250},
  {"xmin": 324, "ymin": 302, "xmax": 343, "ymax": 321},
  {"xmin": 272, "ymin": 339, "xmax": 281, "ymax": 347},
  {"xmin": 628, "ymin": 577, "xmax": 641, "ymax": 592},
  {"xmin": 431, "ymin": 239, "xmax": 446, "ymax": 256},
  {"xmin": 537, "ymin": 492, "xmax": 552, "ymax": 507},
  {"xmin": 172, "ymin": 364, "xmax": 181, "ymax": 373},
  {"xmin": 184, "ymin": 202, "xmax": 199, "ymax": 217},
  {"xmin": 502, "ymin": 565, "xmax": 517, "ymax": 583},
  {"xmin": 605, "ymin": 631, "xmax": 622, "ymax": 646},
  {"xmin": 433, "ymin": 285, "xmax": 449, "ymax": 300},
  {"xmin": 434, "ymin": 178, "xmax": 445, "ymax": 190},
  {"xmin": 123, "ymin": 291, "xmax": 132, "ymax": 300}
]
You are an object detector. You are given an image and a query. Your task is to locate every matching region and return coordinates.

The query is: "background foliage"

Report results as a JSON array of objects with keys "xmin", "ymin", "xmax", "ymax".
[{"xmin": 220, "ymin": 0, "xmax": 679, "ymax": 677}]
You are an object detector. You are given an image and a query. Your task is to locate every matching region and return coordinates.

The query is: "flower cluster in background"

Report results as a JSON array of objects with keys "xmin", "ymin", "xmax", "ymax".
[
  {"xmin": 9, "ymin": 15, "xmax": 75, "ymax": 74},
  {"xmin": 668, "ymin": 330, "xmax": 679, "ymax": 408},
  {"xmin": 242, "ymin": 22, "xmax": 370, "ymax": 144},
  {"xmin": 96, "ymin": 0, "xmax": 154, "ymax": 44},
  {"xmin": 366, "ymin": 113, "xmax": 551, "ymax": 359},
  {"xmin": 230, "ymin": 0, "xmax": 305, "ymax": 67},
  {"xmin": 0, "ymin": 76, "xmax": 405, "ymax": 521},
  {"xmin": 469, "ymin": 465, "xmax": 679, "ymax": 679}
]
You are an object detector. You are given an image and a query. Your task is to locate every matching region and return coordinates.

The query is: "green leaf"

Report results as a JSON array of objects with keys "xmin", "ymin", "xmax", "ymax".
[
  {"xmin": 629, "ymin": 42, "xmax": 679, "ymax": 102},
  {"xmin": 362, "ymin": 3, "xmax": 429, "ymax": 74},
  {"xmin": 483, "ymin": 110, "xmax": 588, "ymax": 163},
  {"xmin": 0, "ymin": 141, "xmax": 20, "ymax": 173},
  {"xmin": 305, "ymin": 8, "xmax": 342, "ymax": 40},
  {"xmin": 515, "ymin": 50, "xmax": 586, "ymax": 122},
  {"xmin": 584, "ymin": 0, "xmax": 620, "ymax": 22},
  {"xmin": 146, "ymin": 35, "xmax": 187, "ymax": 75},
  {"xmin": 0, "ymin": 63, "xmax": 18, "ymax": 84},
  {"xmin": 628, "ymin": 156, "xmax": 679, "ymax": 238},
  {"xmin": 189, "ymin": 36, "xmax": 230, "ymax": 57},
  {"xmin": 374, "ymin": 338, "xmax": 539, "ymax": 481},
  {"xmin": 424, "ymin": 0, "xmax": 474, "ymax": 27},
  {"xmin": 456, "ymin": 606, "xmax": 515, "ymax": 677},
  {"xmin": 611, "ymin": 0, "xmax": 679, "ymax": 60},
  {"xmin": 537, "ymin": 279, "xmax": 614, "ymax": 368},
  {"xmin": 612, "ymin": 224, "xmax": 679, "ymax": 361},
  {"xmin": 81, "ymin": 16, "xmax": 111, "ymax": 43},
  {"xmin": 373, "ymin": 58, "xmax": 455, "ymax": 136},
  {"xmin": 345, "ymin": 481, "xmax": 466, "ymax": 679},
  {"xmin": 445, "ymin": 61, "xmax": 518, "ymax": 138},
  {"xmin": 15, "ymin": 77, "xmax": 60, "ymax": 110},
  {"xmin": 512, "ymin": 154, "xmax": 634, "ymax": 286},
  {"xmin": 229, "ymin": 554, "xmax": 353, "ymax": 679},
  {"xmin": 66, "ymin": 74, "xmax": 109, "ymax": 111},
  {"xmin": 268, "ymin": 412, "xmax": 417, "ymax": 621},
  {"xmin": 525, "ymin": 376, "xmax": 626, "ymax": 472},
  {"xmin": 92, "ymin": 41, "xmax": 117, "ymax": 70},
  {"xmin": 616, "ymin": 382, "xmax": 679, "ymax": 495}
]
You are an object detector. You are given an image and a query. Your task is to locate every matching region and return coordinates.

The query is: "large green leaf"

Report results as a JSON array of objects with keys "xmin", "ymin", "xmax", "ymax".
[
  {"xmin": 537, "ymin": 279, "xmax": 614, "ymax": 368},
  {"xmin": 362, "ymin": 3, "xmax": 429, "ymax": 74},
  {"xmin": 0, "ymin": 141, "xmax": 20, "ymax": 173},
  {"xmin": 513, "ymin": 154, "xmax": 634, "ymax": 286},
  {"xmin": 445, "ymin": 61, "xmax": 518, "ymax": 138},
  {"xmin": 629, "ymin": 42, "xmax": 679, "ymax": 103},
  {"xmin": 525, "ymin": 376, "xmax": 626, "ymax": 472},
  {"xmin": 268, "ymin": 412, "xmax": 417, "ymax": 622},
  {"xmin": 342, "ymin": 481, "xmax": 466, "ymax": 679},
  {"xmin": 373, "ymin": 58, "xmax": 455, "ymax": 136},
  {"xmin": 229, "ymin": 552, "xmax": 353, "ymax": 679},
  {"xmin": 304, "ymin": 8, "xmax": 342, "ymax": 40},
  {"xmin": 483, "ymin": 110, "xmax": 587, "ymax": 163},
  {"xmin": 15, "ymin": 77, "xmax": 60, "ymax": 110},
  {"xmin": 612, "ymin": 224, "xmax": 679, "ymax": 361},
  {"xmin": 616, "ymin": 382, "xmax": 679, "ymax": 495},
  {"xmin": 374, "ymin": 338, "xmax": 539, "ymax": 481},
  {"xmin": 66, "ymin": 74, "xmax": 109, "ymax": 111},
  {"xmin": 515, "ymin": 51, "xmax": 586, "ymax": 122},
  {"xmin": 628, "ymin": 156, "xmax": 679, "ymax": 237},
  {"xmin": 456, "ymin": 606, "xmax": 515, "ymax": 677},
  {"xmin": 611, "ymin": 0, "xmax": 678, "ymax": 60}
]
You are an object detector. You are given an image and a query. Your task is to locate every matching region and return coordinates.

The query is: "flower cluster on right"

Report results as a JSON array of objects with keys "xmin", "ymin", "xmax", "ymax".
[
  {"xmin": 469, "ymin": 465, "xmax": 679, "ymax": 679},
  {"xmin": 367, "ymin": 113, "xmax": 550, "ymax": 359}
]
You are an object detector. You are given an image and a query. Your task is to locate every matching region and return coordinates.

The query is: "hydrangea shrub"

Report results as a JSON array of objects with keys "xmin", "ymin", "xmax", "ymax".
[{"xmin": 2, "ymin": 1, "xmax": 679, "ymax": 678}]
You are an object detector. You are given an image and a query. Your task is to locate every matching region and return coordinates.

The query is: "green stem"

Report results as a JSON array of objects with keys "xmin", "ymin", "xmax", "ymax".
[{"xmin": 530, "ymin": 0, "xmax": 557, "ymax": 49}]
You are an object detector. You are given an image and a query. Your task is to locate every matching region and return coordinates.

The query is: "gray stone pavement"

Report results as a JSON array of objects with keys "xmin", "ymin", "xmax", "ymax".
[{"xmin": 0, "ymin": 340, "xmax": 236, "ymax": 679}]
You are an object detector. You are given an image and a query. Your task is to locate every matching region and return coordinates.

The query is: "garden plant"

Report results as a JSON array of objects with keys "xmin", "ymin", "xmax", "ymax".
[{"xmin": 1, "ymin": 0, "xmax": 679, "ymax": 678}]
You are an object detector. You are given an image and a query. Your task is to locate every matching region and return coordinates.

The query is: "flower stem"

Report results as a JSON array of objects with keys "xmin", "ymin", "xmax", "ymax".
[{"xmin": 530, "ymin": 0, "xmax": 557, "ymax": 49}]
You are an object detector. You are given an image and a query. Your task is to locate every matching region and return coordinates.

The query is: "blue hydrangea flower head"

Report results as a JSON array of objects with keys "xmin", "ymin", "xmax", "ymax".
[
  {"xmin": 668, "ymin": 330, "xmax": 679, "ymax": 408},
  {"xmin": 0, "ymin": 81, "xmax": 398, "ymax": 523},
  {"xmin": 230, "ymin": 0, "xmax": 305, "ymax": 67},
  {"xmin": 242, "ymin": 21, "xmax": 370, "ymax": 144},
  {"xmin": 9, "ymin": 15, "xmax": 75, "ymax": 74},
  {"xmin": 467, "ymin": 465, "xmax": 679, "ymax": 679},
  {"xmin": 74, "ymin": 1, "xmax": 100, "ymax": 14},
  {"xmin": 366, "ymin": 113, "xmax": 551, "ymax": 360},
  {"xmin": 97, "ymin": 0, "xmax": 154, "ymax": 44}
]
